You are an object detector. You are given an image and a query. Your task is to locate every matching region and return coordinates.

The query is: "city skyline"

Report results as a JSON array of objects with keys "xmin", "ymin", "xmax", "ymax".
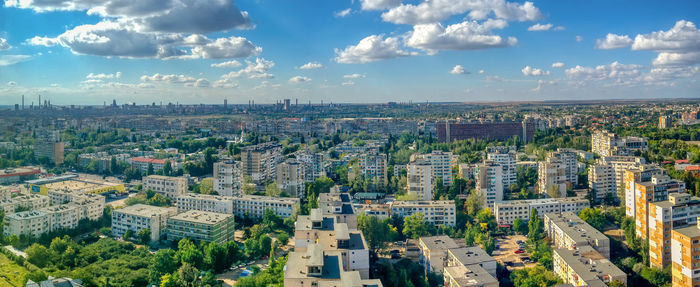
[{"xmin": 1, "ymin": 0, "xmax": 699, "ymax": 105}]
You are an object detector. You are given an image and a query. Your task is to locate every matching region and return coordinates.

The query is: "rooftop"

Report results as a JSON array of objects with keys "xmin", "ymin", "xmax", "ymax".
[
  {"xmin": 169, "ymin": 210, "xmax": 232, "ymax": 224},
  {"xmin": 114, "ymin": 204, "xmax": 174, "ymax": 217},
  {"xmin": 285, "ymin": 249, "xmax": 343, "ymax": 281},
  {"xmin": 448, "ymin": 247, "xmax": 496, "ymax": 267},
  {"xmin": 554, "ymin": 246, "xmax": 624, "ymax": 286},
  {"xmin": 419, "ymin": 235, "xmax": 459, "ymax": 251},
  {"xmin": 544, "ymin": 213, "xmax": 608, "ymax": 245},
  {"xmin": 444, "ymin": 264, "xmax": 498, "ymax": 287}
]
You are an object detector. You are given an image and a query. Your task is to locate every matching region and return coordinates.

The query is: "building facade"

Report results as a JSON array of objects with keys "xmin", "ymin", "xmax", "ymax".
[
  {"xmin": 143, "ymin": 175, "xmax": 189, "ymax": 200},
  {"xmin": 166, "ymin": 210, "xmax": 235, "ymax": 243},
  {"xmin": 112, "ymin": 204, "xmax": 176, "ymax": 242}
]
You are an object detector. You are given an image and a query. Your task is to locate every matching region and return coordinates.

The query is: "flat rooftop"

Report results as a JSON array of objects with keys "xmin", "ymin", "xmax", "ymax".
[
  {"xmin": 114, "ymin": 204, "xmax": 174, "ymax": 217},
  {"xmin": 169, "ymin": 210, "xmax": 232, "ymax": 224},
  {"xmin": 544, "ymin": 212, "xmax": 609, "ymax": 244},
  {"xmin": 285, "ymin": 249, "xmax": 343, "ymax": 281},
  {"xmin": 448, "ymin": 247, "xmax": 496, "ymax": 267},
  {"xmin": 419, "ymin": 235, "xmax": 459, "ymax": 251},
  {"xmin": 391, "ymin": 200, "xmax": 454, "ymax": 207},
  {"xmin": 444, "ymin": 265, "xmax": 498, "ymax": 287},
  {"xmin": 554, "ymin": 246, "xmax": 624, "ymax": 287},
  {"xmin": 674, "ymin": 225, "xmax": 700, "ymax": 238}
]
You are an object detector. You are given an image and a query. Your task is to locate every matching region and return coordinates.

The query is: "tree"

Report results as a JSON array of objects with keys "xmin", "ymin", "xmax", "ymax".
[
  {"xmin": 177, "ymin": 238, "xmax": 203, "ymax": 269},
  {"xmin": 358, "ymin": 213, "xmax": 398, "ymax": 252},
  {"xmin": 147, "ymin": 163, "xmax": 155, "ymax": 175},
  {"xmin": 137, "ymin": 228, "xmax": 151, "ymax": 244},
  {"xmin": 402, "ymin": 213, "xmax": 432, "ymax": 239},
  {"xmin": 198, "ymin": 178, "xmax": 215, "ymax": 195},
  {"xmin": 277, "ymin": 233, "xmax": 289, "ymax": 247},
  {"xmin": 150, "ymin": 249, "xmax": 178, "ymax": 282},
  {"xmin": 26, "ymin": 243, "xmax": 51, "ymax": 268},
  {"xmin": 608, "ymin": 280, "xmax": 626, "ymax": 287},
  {"xmin": 159, "ymin": 274, "xmax": 178, "ymax": 287},
  {"xmin": 176, "ymin": 263, "xmax": 200, "ymax": 287},
  {"xmin": 163, "ymin": 160, "xmax": 172, "ymax": 176},
  {"xmin": 244, "ymin": 238, "xmax": 260, "ymax": 259},
  {"xmin": 513, "ymin": 218, "xmax": 528, "ymax": 234},
  {"xmin": 510, "ymin": 265, "xmax": 561, "ymax": 287},
  {"xmin": 259, "ymin": 234, "xmax": 272, "ymax": 257},
  {"xmin": 203, "ymin": 242, "xmax": 228, "ymax": 272},
  {"xmin": 579, "ymin": 207, "xmax": 606, "ymax": 231},
  {"xmin": 528, "ymin": 209, "xmax": 544, "ymax": 242},
  {"xmin": 265, "ymin": 182, "xmax": 282, "ymax": 197},
  {"xmin": 122, "ymin": 229, "xmax": 134, "ymax": 241}
]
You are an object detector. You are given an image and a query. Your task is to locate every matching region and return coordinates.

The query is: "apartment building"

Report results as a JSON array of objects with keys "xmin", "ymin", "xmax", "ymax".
[
  {"xmin": 475, "ymin": 160, "xmax": 503, "ymax": 209},
  {"xmin": 538, "ymin": 148, "xmax": 579, "ymax": 198},
  {"xmin": 34, "ymin": 130, "xmax": 64, "ymax": 165},
  {"xmin": 418, "ymin": 236, "xmax": 461, "ymax": 274},
  {"xmin": 41, "ymin": 204, "xmax": 80, "ymax": 231},
  {"xmin": 494, "ymin": 196, "xmax": 589, "ymax": 226},
  {"xmin": 129, "ymin": 157, "xmax": 167, "ymax": 173},
  {"xmin": 233, "ymin": 194, "xmax": 299, "ymax": 219},
  {"xmin": 213, "ymin": 160, "xmax": 241, "ymax": 196},
  {"xmin": 411, "ymin": 150, "xmax": 455, "ymax": 186},
  {"xmin": 486, "ymin": 146, "xmax": 517, "ymax": 189},
  {"xmin": 47, "ymin": 190, "xmax": 105, "ymax": 221},
  {"xmin": 295, "ymin": 149, "xmax": 326, "ymax": 181},
  {"xmin": 443, "ymin": 264, "xmax": 498, "ymax": 287},
  {"xmin": 632, "ymin": 173, "xmax": 685, "ymax": 239},
  {"xmin": 624, "ymin": 164, "xmax": 665, "ymax": 218},
  {"xmin": 358, "ymin": 151, "xmax": 389, "ymax": 187},
  {"xmin": 277, "ymin": 158, "xmax": 306, "ymax": 198},
  {"xmin": 283, "ymin": 244, "xmax": 383, "ymax": 287},
  {"xmin": 407, "ymin": 159, "xmax": 435, "ymax": 201},
  {"xmin": 553, "ymin": 246, "xmax": 627, "ymax": 286},
  {"xmin": 592, "ymin": 130, "xmax": 648, "ymax": 157},
  {"xmin": 446, "ymin": 247, "xmax": 497, "ymax": 277},
  {"xmin": 240, "ymin": 142, "xmax": 282, "ymax": 183},
  {"xmin": 588, "ymin": 156, "xmax": 646, "ymax": 201},
  {"xmin": 3, "ymin": 210, "xmax": 49, "ymax": 238},
  {"xmin": 112, "ymin": 204, "xmax": 176, "ymax": 242},
  {"xmin": 167, "ymin": 210, "xmax": 235, "ymax": 244},
  {"xmin": 671, "ymin": 221, "xmax": 700, "ymax": 287},
  {"xmin": 354, "ymin": 203, "xmax": 390, "ymax": 220},
  {"xmin": 318, "ymin": 192, "xmax": 358, "ymax": 229},
  {"xmin": 648, "ymin": 193, "xmax": 700, "ymax": 268},
  {"xmin": 143, "ymin": 175, "xmax": 188, "ymax": 200},
  {"xmin": 0, "ymin": 194, "xmax": 50, "ymax": 214},
  {"xmin": 544, "ymin": 212, "xmax": 611, "ymax": 258},
  {"xmin": 294, "ymin": 209, "xmax": 370, "ymax": 278},
  {"xmin": 390, "ymin": 200, "xmax": 456, "ymax": 226},
  {"xmin": 175, "ymin": 193, "xmax": 234, "ymax": 214}
]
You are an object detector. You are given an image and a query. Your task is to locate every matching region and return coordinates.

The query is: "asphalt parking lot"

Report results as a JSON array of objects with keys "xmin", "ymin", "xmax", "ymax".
[{"xmin": 492, "ymin": 234, "xmax": 537, "ymax": 270}]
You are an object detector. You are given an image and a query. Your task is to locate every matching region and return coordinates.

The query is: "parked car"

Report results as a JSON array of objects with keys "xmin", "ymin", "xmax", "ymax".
[{"xmin": 514, "ymin": 249, "xmax": 525, "ymax": 254}]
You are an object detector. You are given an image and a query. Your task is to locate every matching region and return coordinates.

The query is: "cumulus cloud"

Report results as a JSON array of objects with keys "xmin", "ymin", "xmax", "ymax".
[
  {"xmin": 0, "ymin": 55, "xmax": 32, "ymax": 66},
  {"xmin": 565, "ymin": 61, "xmax": 642, "ymax": 81},
  {"xmin": 15, "ymin": 0, "xmax": 259, "ymax": 60},
  {"xmin": 299, "ymin": 62, "xmax": 323, "ymax": 69},
  {"xmin": 553, "ymin": 26, "xmax": 566, "ymax": 31},
  {"xmin": 381, "ymin": 0, "xmax": 541, "ymax": 25},
  {"xmin": 478, "ymin": 70, "xmax": 485, "ymax": 74},
  {"xmin": 289, "ymin": 76, "xmax": 311, "ymax": 83},
  {"xmin": 140, "ymin": 73, "xmax": 209, "ymax": 87},
  {"xmin": 360, "ymin": 0, "xmax": 402, "ymax": 10},
  {"xmin": 595, "ymin": 33, "xmax": 632, "ymax": 50},
  {"xmin": 450, "ymin": 65, "xmax": 469, "ymax": 74},
  {"xmin": 631, "ymin": 20, "xmax": 700, "ymax": 67},
  {"xmin": 0, "ymin": 38, "xmax": 10, "ymax": 50},
  {"xmin": 334, "ymin": 8, "xmax": 351, "ymax": 18},
  {"xmin": 7, "ymin": 81, "xmax": 16, "ymax": 86},
  {"xmin": 405, "ymin": 19, "xmax": 516, "ymax": 52},
  {"xmin": 219, "ymin": 58, "xmax": 275, "ymax": 79},
  {"xmin": 343, "ymin": 73, "xmax": 366, "ymax": 79},
  {"xmin": 521, "ymin": 66, "xmax": 550, "ymax": 76},
  {"xmin": 86, "ymin": 72, "xmax": 121, "ymax": 79},
  {"xmin": 334, "ymin": 35, "xmax": 416, "ymax": 64},
  {"xmin": 527, "ymin": 23, "xmax": 552, "ymax": 31},
  {"xmin": 211, "ymin": 60, "xmax": 242, "ymax": 68},
  {"xmin": 551, "ymin": 62, "xmax": 565, "ymax": 68},
  {"xmin": 341, "ymin": 81, "xmax": 355, "ymax": 86}
]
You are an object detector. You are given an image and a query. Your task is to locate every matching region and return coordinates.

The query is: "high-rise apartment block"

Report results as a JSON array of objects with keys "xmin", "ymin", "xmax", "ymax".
[
  {"xmin": 407, "ymin": 159, "xmax": 435, "ymax": 200},
  {"xmin": 537, "ymin": 148, "xmax": 579, "ymax": 197},
  {"xmin": 486, "ymin": 146, "xmax": 517, "ymax": 189},
  {"xmin": 34, "ymin": 130, "xmax": 64, "ymax": 165},
  {"xmin": 475, "ymin": 160, "xmax": 503, "ymax": 209},
  {"xmin": 411, "ymin": 150, "xmax": 455, "ymax": 186},
  {"xmin": 213, "ymin": 160, "xmax": 241, "ymax": 196},
  {"xmin": 592, "ymin": 131, "xmax": 648, "ymax": 157},
  {"xmin": 277, "ymin": 158, "xmax": 306, "ymax": 197},
  {"xmin": 358, "ymin": 151, "xmax": 389, "ymax": 187},
  {"xmin": 588, "ymin": 156, "xmax": 646, "ymax": 202},
  {"xmin": 671, "ymin": 220, "xmax": 700, "ymax": 287},
  {"xmin": 240, "ymin": 142, "xmax": 282, "ymax": 183},
  {"xmin": 648, "ymin": 193, "xmax": 700, "ymax": 268}
]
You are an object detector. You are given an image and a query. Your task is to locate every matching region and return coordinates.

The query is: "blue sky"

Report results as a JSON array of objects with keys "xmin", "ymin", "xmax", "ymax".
[{"xmin": 1, "ymin": 0, "xmax": 699, "ymax": 105}]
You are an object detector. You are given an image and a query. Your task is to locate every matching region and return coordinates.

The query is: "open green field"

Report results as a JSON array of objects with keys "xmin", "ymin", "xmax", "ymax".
[{"xmin": 0, "ymin": 253, "xmax": 29, "ymax": 287}]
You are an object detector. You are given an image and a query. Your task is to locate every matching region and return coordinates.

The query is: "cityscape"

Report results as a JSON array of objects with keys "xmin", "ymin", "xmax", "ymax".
[{"xmin": 1, "ymin": 1, "xmax": 700, "ymax": 287}]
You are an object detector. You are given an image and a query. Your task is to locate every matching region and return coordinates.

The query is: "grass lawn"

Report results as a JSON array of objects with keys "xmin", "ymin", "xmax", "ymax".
[{"xmin": 0, "ymin": 252, "xmax": 29, "ymax": 287}]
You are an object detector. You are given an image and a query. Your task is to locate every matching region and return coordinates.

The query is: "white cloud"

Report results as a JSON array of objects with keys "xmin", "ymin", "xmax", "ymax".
[
  {"xmin": 189, "ymin": 36, "xmax": 261, "ymax": 59},
  {"xmin": 185, "ymin": 79, "xmax": 210, "ymax": 88},
  {"xmin": 299, "ymin": 62, "xmax": 324, "ymax": 70},
  {"xmin": 595, "ymin": 33, "xmax": 632, "ymax": 50},
  {"xmin": 289, "ymin": 76, "xmax": 311, "ymax": 83},
  {"xmin": 360, "ymin": 0, "xmax": 402, "ymax": 10},
  {"xmin": 219, "ymin": 58, "xmax": 275, "ymax": 79},
  {"xmin": 405, "ymin": 19, "xmax": 516, "ymax": 52},
  {"xmin": 565, "ymin": 61, "xmax": 642, "ymax": 82},
  {"xmin": 381, "ymin": 0, "xmax": 541, "ymax": 25},
  {"xmin": 212, "ymin": 79, "xmax": 238, "ymax": 88},
  {"xmin": 553, "ymin": 26, "xmax": 566, "ymax": 31},
  {"xmin": 7, "ymin": 81, "xmax": 16, "ymax": 86},
  {"xmin": 343, "ymin": 73, "xmax": 366, "ymax": 79},
  {"xmin": 341, "ymin": 81, "xmax": 355, "ymax": 86},
  {"xmin": 334, "ymin": 35, "xmax": 416, "ymax": 64},
  {"xmin": 334, "ymin": 8, "xmax": 351, "ymax": 18},
  {"xmin": 527, "ymin": 23, "xmax": 552, "ymax": 31},
  {"xmin": 0, "ymin": 55, "xmax": 32, "ymax": 66},
  {"xmin": 631, "ymin": 20, "xmax": 700, "ymax": 67},
  {"xmin": 0, "ymin": 38, "xmax": 10, "ymax": 50},
  {"xmin": 211, "ymin": 60, "xmax": 242, "ymax": 68},
  {"xmin": 450, "ymin": 65, "xmax": 469, "ymax": 74},
  {"xmin": 521, "ymin": 66, "xmax": 550, "ymax": 76},
  {"xmin": 141, "ymin": 73, "xmax": 197, "ymax": 83},
  {"xmin": 551, "ymin": 62, "xmax": 565, "ymax": 68},
  {"xmin": 86, "ymin": 72, "xmax": 121, "ymax": 79},
  {"xmin": 478, "ymin": 70, "xmax": 485, "ymax": 74},
  {"xmin": 576, "ymin": 35, "xmax": 583, "ymax": 42},
  {"xmin": 249, "ymin": 73, "xmax": 274, "ymax": 79}
]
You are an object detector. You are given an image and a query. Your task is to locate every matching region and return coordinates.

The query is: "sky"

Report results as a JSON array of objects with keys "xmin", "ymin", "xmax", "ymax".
[{"xmin": 0, "ymin": 0, "xmax": 699, "ymax": 105}]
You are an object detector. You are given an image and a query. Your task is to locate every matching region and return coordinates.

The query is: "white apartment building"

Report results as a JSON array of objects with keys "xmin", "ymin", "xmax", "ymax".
[
  {"xmin": 0, "ymin": 194, "xmax": 50, "ymax": 214},
  {"xmin": 295, "ymin": 149, "xmax": 326, "ymax": 181},
  {"xmin": 143, "ymin": 175, "xmax": 188, "ymax": 200},
  {"xmin": 47, "ymin": 189, "xmax": 105, "ymax": 221},
  {"xmin": 41, "ymin": 204, "xmax": 80, "ymax": 231},
  {"xmin": 358, "ymin": 152, "xmax": 388, "ymax": 187},
  {"xmin": 544, "ymin": 212, "xmax": 611, "ymax": 258},
  {"xmin": 213, "ymin": 160, "xmax": 241, "ymax": 196},
  {"xmin": 175, "ymin": 193, "xmax": 234, "ymax": 214},
  {"xmin": 493, "ymin": 196, "xmax": 589, "ymax": 226},
  {"xmin": 3, "ymin": 210, "xmax": 49, "ymax": 238},
  {"xmin": 111, "ymin": 204, "xmax": 177, "ymax": 242},
  {"xmin": 411, "ymin": 150, "xmax": 455, "ymax": 186},
  {"xmin": 407, "ymin": 159, "xmax": 435, "ymax": 200},
  {"xmin": 487, "ymin": 146, "xmax": 517, "ymax": 189},
  {"xmin": 475, "ymin": 160, "xmax": 503, "ymax": 209},
  {"xmin": 389, "ymin": 200, "xmax": 456, "ymax": 226},
  {"xmin": 553, "ymin": 246, "xmax": 626, "ymax": 286},
  {"xmin": 592, "ymin": 130, "xmax": 648, "ymax": 157},
  {"xmin": 538, "ymin": 149, "xmax": 579, "ymax": 197},
  {"xmin": 233, "ymin": 194, "xmax": 300, "ymax": 219},
  {"xmin": 588, "ymin": 156, "xmax": 645, "ymax": 201},
  {"xmin": 277, "ymin": 158, "xmax": 306, "ymax": 198}
]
